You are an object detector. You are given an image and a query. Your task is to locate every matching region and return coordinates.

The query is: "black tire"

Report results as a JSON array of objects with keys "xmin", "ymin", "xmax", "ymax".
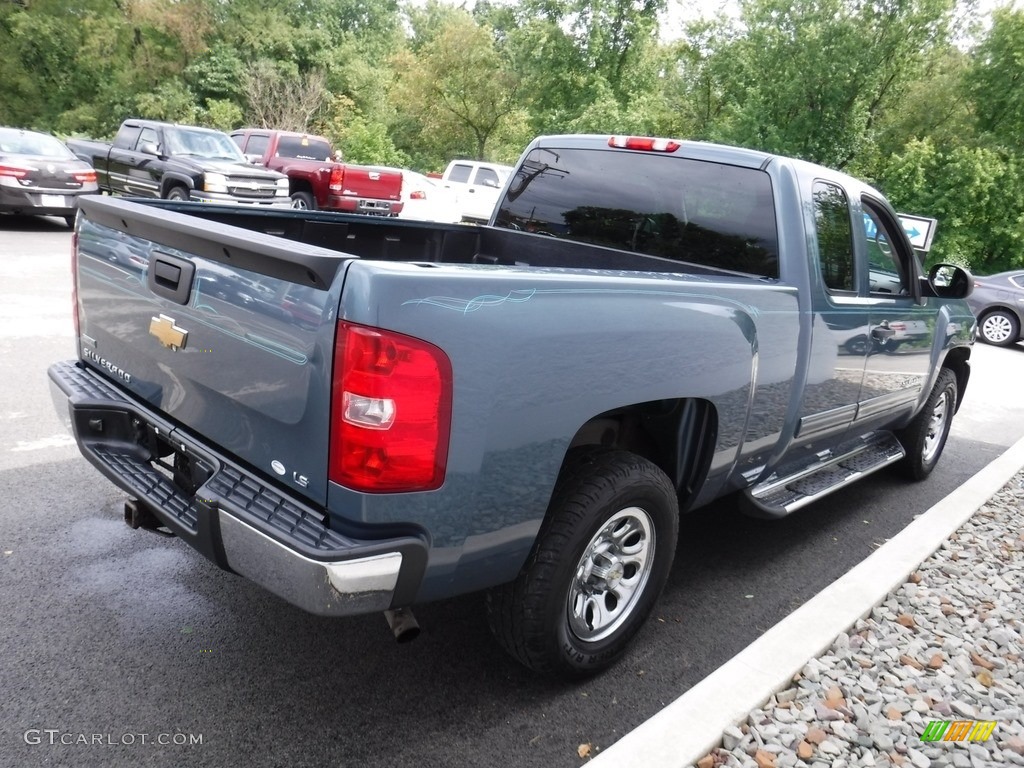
[
  {"xmin": 290, "ymin": 191, "xmax": 315, "ymax": 210},
  {"xmin": 896, "ymin": 368, "xmax": 957, "ymax": 481},
  {"xmin": 166, "ymin": 186, "xmax": 190, "ymax": 201},
  {"xmin": 486, "ymin": 449, "xmax": 679, "ymax": 678},
  {"xmin": 978, "ymin": 309, "xmax": 1019, "ymax": 347}
]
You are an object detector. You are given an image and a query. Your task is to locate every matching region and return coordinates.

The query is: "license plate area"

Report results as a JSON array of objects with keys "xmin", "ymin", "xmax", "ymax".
[{"xmin": 41, "ymin": 194, "xmax": 67, "ymax": 207}]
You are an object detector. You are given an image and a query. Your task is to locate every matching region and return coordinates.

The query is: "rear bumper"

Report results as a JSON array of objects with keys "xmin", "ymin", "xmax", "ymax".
[
  {"xmin": 0, "ymin": 184, "xmax": 97, "ymax": 217},
  {"xmin": 48, "ymin": 360, "xmax": 427, "ymax": 616},
  {"xmin": 327, "ymin": 195, "xmax": 403, "ymax": 216}
]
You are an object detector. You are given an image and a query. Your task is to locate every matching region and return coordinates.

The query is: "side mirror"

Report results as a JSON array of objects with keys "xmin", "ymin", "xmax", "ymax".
[
  {"xmin": 925, "ymin": 263, "xmax": 973, "ymax": 299},
  {"xmin": 139, "ymin": 142, "xmax": 160, "ymax": 157}
]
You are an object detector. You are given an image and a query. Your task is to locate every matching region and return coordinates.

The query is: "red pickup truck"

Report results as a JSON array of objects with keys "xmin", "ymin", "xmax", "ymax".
[{"xmin": 230, "ymin": 129, "xmax": 403, "ymax": 216}]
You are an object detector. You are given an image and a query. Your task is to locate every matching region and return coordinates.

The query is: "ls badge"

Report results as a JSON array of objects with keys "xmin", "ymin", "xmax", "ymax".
[{"xmin": 149, "ymin": 314, "xmax": 189, "ymax": 351}]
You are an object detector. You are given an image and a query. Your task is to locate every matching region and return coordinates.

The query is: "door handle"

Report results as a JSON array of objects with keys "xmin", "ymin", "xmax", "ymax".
[{"xmin": 147, "ymin": 252, "xmax": 195, "ymax": 305}]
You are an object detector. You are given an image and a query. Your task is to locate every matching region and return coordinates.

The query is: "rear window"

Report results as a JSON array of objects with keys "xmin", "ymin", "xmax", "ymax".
[
  {"xmin": 493, "ymin": 147, "xmax": 779, "ymax": 278},
  {"xmin": 275, "ymin": 135, "xmax": 332, "ymax": 161}
]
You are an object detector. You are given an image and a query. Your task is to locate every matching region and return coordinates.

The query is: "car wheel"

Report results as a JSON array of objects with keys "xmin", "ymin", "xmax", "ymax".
[
  {"xmin": 166, "ymin": 186, "xmax": 190, "ymax": 201},
  {"xmin": 896, "ymin": 368, "xmax": 957, "ymax": 481},
  {"xmin": 290, "ymin": 191, "xmax": 315, "ymax": 210},
  {"xmin": 978, "ymin": 309, "xmax": 1019, "ymax": 347},
  {"xmin": 486, "ymin": 448, "xmax": 678, "ymax": 678}
]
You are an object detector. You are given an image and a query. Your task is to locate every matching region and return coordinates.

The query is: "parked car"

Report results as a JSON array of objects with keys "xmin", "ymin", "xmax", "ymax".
[
  {"xmin": 0, "ymin": 126, "xmax": 98, "ymax": 227},
  {"xmin": 439, "ymin": 159, "xmax": 514, "ymax": 223},
  {"xmin": 393, "ymin": 169, "xmax": 462, "ymax": 223},
  {"xmin": 67, "ymin": 120, "xmax": 289, "ymax": 206},
  {"xmin": 967, "ymin": 270, "xmax": 1024, "ymax": 346},
  {"xmin": 52, "ymin": 133, "xmax": 974, "ymax": 678},
  {"xmin": 230, "ymin": 129, "xmax": 403, "ymax": 215}
]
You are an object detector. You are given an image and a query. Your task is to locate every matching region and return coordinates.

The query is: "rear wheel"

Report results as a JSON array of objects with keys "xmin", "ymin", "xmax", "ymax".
[
  {"xmin": 896, "ymin": 368, "xmax": 957, "ymax": 481},
  {"xmin": 166, "ymin": 186, "xmax": 190, "ymax": 201},
  {"xmin": 978, "ymin": 310, "xmax": 1019, "ymax": 346},
  {"xmin": 290, "ymin": 191, "xmax": 315, "ymax": 210},
  {"xmin": 486, "ymin": 449, "xmax": 678, "ymax": 678}
]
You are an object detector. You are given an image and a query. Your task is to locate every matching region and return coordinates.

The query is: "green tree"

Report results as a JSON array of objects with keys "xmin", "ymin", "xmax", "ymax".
[
  {"xmin": 880, "ymin": 139, "xmax": 1024, "ymax": 272},
  {"xmin": 391, "ymin": 13, "xmax": 524, "ymax": 162},
  {"xmin": 967, "ymin": 7, "xmax": 1024, "ymax": 152},
  {"xmin": 682, "ymin": 0, "xmax": 959, "ymax": 168}
]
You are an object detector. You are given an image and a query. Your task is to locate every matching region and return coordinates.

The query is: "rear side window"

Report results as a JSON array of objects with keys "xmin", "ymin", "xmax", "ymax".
[
  {"xmin": 245, "ymin": 134, "xmax": 270, "ymax": 158},
  {"xmin": 447, "ymin": 164, "xmax": 472, "ymax": 184},
  {"xmin": 813, "ymin": 182, "xmax": 855, "ymax": 292},
  {"xmin": 276, "ymin": 135, "xmax": 332, "ymax": 161},
  {"xmin": 115, "ymin": 125, "xmax": 142, "ymax": 150},
  {"xmin": 493, "ymin": 147, "xmax": 779, "ymax": 278}
]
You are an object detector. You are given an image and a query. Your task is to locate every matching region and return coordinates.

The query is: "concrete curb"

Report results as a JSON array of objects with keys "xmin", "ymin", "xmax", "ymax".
[{"xmin": 588, "ymin": 434, "xmax": 1024, "ymax": 768}]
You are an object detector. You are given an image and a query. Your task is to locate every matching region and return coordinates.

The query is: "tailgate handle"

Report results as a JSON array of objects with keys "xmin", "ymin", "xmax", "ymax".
[{"xmin": 148, "ymin": 252, "xmax": 195, "ymax": 305}]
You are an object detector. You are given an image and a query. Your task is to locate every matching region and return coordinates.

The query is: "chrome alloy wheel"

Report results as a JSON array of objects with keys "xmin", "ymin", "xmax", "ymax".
[
  {"xmin": 567, "ymin": 507, "xmax": 655, "ymax": 642},
  {"xmin": 981, "ymin": 314, "xmax": 1014, "ymax": 344},
  {"xmin": 922, "ymin": 388, "xmax": 952, "ymax": 463}
]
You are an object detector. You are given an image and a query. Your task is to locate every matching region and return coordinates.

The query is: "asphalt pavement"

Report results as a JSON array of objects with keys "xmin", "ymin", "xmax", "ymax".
[{"xmin": 2, "ymin": 214, "xmax": 1023, "ymax": 768}]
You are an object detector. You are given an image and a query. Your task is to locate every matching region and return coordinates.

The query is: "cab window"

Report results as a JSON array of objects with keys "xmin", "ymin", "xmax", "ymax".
[
  {"xmin": 862, "ymin": 201, "xmax": 910, "ymax": 295},
  {"xmin": 813, "ymin": 182, "xmax": 855, "ymax": 293}
]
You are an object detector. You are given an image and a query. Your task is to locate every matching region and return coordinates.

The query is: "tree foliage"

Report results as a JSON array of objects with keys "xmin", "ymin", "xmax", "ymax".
[{"xmin": 0, "ymin": 0, "xmax": 1019, "ymax": 271}]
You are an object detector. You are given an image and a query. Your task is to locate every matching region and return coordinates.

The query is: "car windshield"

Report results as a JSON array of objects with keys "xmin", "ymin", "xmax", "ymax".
[
  {"xmin": 164, "ymin": 128, "xmax": 246, "ymax": 161},
  {"xmin": 0, "ymin": 128, "xmax": 75, "ymax": 159}
]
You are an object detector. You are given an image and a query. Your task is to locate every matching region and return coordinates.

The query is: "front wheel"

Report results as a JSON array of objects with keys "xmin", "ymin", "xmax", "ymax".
[
  {"xmin": 896, "ymin": 368, "xmax": 957, "ymax": 481},
  {"xmin": 978, "ymin": 310, "xmax": 1019, "ymax": 346},
  {"xmin": 486, "ymin": 449, "xmax": 679, "ymax": 678},
  {"xmin": 166, "ymin": 186, "xmax": 190, "ymax": 201}
]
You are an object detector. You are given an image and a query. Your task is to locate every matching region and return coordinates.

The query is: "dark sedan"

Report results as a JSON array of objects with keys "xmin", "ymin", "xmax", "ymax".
[
  {"xmin": 0, "ymin": 126, "xmax": 99, "ymax": 228},
  {"xmin": 968, "ymin": 270, "xmax": 1024, "ymax": 346}
]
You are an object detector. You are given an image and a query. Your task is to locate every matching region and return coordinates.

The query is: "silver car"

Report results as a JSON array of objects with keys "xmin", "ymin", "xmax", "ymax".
[
  {"xmin": 967, "ymin": 270, "xmax": 1024, "ymax": 346},
  {"xmin": 0, "ymin": 126, "xmax": 99, "ymax": 228}
]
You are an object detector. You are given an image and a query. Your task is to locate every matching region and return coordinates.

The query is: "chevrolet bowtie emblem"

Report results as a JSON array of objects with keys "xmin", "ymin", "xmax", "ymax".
[{"xmin": 149, "ymin": 314, "xmax": 188, "ymax": 350}]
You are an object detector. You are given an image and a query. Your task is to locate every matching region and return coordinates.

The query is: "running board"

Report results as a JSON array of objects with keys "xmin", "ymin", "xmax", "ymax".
[{"xmin": 741, "ymin": 434, "xmax": 905, "ymax": 518}]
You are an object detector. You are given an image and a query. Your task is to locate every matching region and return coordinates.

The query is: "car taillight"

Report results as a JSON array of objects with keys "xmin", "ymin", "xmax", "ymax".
[
  {"xmin": 0, "ymin": 163, "xmax": 30, "ymax": 178},
  {"xmin": 72, "ymin": 169, "xmax": 97, "ymax": 183},
  {"xmin": 71, "ymin": 232, "xmax": 80, "ymax": 336},
  {"xmin": 889, "ymin": 322, "xmax": 906, "ymax": 331},
  {"xmin": 608, "ymin": 136, "xmax": 681, "ymax": 152},
  {"xmin": 329, "ymin": 165, "xmax": 344, "ymax": 193},
  {"xmin": 329, "ymin": 321, "xmax": 452, "ymax": 493},
  {"xmin": 410, "ymin": 190, "xmax": 426, "ymax": 200}
]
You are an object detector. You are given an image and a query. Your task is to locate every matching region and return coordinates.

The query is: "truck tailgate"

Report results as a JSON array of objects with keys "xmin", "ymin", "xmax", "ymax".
[
  {"xmin": 71, "ymin": 196, "xmax": 352, "ymax": 506},
  {"xmin": 343, "ymin": 166, "xmax": 402, "ymax": 202}
]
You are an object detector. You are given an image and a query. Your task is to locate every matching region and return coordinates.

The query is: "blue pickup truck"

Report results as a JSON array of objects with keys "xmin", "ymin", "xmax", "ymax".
[{"xmin": 49, "ymin": 134, "xmax": 975, "ymax": 677}]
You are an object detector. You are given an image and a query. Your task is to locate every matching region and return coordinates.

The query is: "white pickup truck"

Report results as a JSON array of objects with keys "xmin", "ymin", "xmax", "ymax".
[{"xmin": 439, "ymin": 159, "xmax": 514, "ymax": 223}]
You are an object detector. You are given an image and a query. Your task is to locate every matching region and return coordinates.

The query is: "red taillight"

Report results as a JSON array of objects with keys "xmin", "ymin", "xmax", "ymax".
[
  {"xmin": 0, "ymin": 163, "xmax": 30, "ymax": 178},
  {"xmin": 889, "ymin": 322, "xmax": 906, "ymax": 331},
  {"xmin": 73, "ymin": 169, "xmax": 97, "ymax": 183},
  {"xmin": 410, "ymin": 190, "xmax": 426, "ymax": 200},
  {"xmin": 329, "ymin": 321, "xmax": 452, "ymax": 493},
  {"xmin": 608, "ymin": 136, "xmax": 681, "ymax": 152},
  {"xmin": 71, "ymin": 232, "xmax": 80, "ymax": 336},
  {"xmin": 329, "ymin": 165, "xmax": 344, "ymax": 193}
]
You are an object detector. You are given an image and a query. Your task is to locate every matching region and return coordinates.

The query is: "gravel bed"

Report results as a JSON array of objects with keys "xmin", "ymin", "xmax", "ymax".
[{"xmin": 691, "ymin": 470, "xmax": 1024, "ymax": 768}]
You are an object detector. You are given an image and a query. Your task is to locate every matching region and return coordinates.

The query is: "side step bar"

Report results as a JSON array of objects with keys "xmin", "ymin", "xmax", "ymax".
[{"xmin": 742, "ymin": 433, "xmax": 905, "ymax": 518}]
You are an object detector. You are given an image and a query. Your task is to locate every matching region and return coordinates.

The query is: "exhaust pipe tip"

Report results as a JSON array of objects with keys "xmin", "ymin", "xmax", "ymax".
[{"xmin": 384, "ymin": 607, "xmax": 420, "ymax": 643}]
